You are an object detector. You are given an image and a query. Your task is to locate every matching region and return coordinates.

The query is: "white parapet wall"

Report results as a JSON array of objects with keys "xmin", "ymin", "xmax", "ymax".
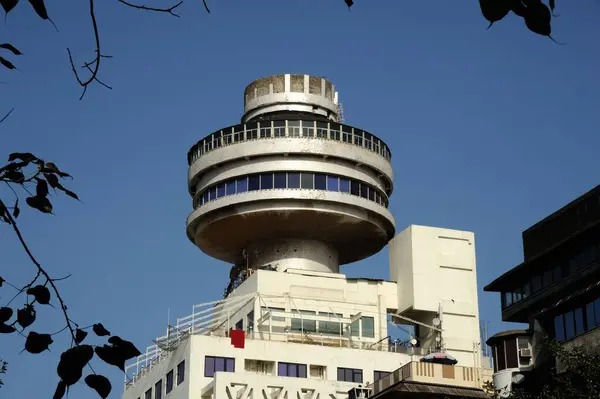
[{"xmin": 389, "ymin": 225, "xmax": 482, "ymax": 367}]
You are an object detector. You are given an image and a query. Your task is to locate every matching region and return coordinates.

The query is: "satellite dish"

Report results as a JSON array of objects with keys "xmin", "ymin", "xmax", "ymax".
[
  {"xmin": 432, "ymin": 318, "xmax": 441, "ymax": 326},
  {"xmin": 410, "ymin": 338, "xmax": 417, "ymax": 346}
]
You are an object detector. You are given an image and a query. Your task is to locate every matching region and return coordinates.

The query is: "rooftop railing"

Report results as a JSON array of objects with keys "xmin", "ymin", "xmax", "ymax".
[{"xmin": 187, "ymin": 120, "xmax": 392, "ymax": 165}]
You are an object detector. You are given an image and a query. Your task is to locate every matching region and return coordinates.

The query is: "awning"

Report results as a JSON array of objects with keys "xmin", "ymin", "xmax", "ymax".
[{"xmin": 375, "ymin": 381, "xmax": 489, "ymax": 398}]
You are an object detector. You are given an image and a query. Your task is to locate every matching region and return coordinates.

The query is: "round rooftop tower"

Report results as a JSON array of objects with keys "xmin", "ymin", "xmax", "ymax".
[{"xmin": 186, "ymin": 73, "xmax": 395, "ymax": 274}]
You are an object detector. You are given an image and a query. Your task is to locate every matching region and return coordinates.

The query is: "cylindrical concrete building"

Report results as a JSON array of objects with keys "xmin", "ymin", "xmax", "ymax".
[{"xmin": 186, "ymin": 74, "xmax": 395, "ymax": 276}]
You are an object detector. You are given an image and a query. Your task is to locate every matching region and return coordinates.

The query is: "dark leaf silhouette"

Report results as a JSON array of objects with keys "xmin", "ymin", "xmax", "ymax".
[
  {"xmin": 44, "ymin": 172, "xmax": 60, "ymax": 189},
  {"xmin": 26, "ymin": 284, "xmax": 51, "ymax": 304},
  {"xmin": 28, "ymin": 0, "xmax": 49, "ymax": 19},
  {"xmin": 35, "ymin": 178, "xmax": 49, "ymax": 198},
  {"xmin": 0, "ymin": 307, "xmax": 13, "ymax": 322},
  {"xmin": 57, "ymin": 345, "xmax": 94, "ymax": 386},
  {"xmin": 344, "ymin": 0, "xmax": 353, "ymax": 8},
  {"xmin": 7, "ymin": 152, "xmax": 36, "ymax": 163},
  {"xmin": 25, "ymin": 331, "xmax": 53, "ymax": 354},
  {"xmin": 0, "ymin": 0, "xmax": 19, "ymax": 13},
  {"xmin": 85, "ymin": 374, "xmax": 112, "ymax": 399},
  {"xmin": 3, "ymin": 170, "xmax": 25, "ymax": 183},
  {"xmin": 108, "ymin": 336, "xmax": 142, "ymax": 360},
  {"xmin": 0, "ymin": 43, "xmax": 22, "ymax": 55},
  {"xmin": 44, "ymin": 162, "xmax": 71, "ymax": 178},
  {"xmin": 92, "ymin": 323, "xmax": 110, "ymax": 337},
  {"xmin": 0, "ymin": 276, "xmax": 4, "ymax": 287},
  {"xmin": 549, "ymin": 0, "xmax": 555, "ymax": 11},
  {"xmin": 94, "ymin": 345, "xmax": 125, "ymax": 371},
  {"xmin": 479, "ymin": 0, "xmax": 511, "ymax": 29},
  {"xmin": 13, "ymin": 199, "xmax": 20, "ymax": 218},
  {"xmin": 0, "ymin": 323, "xmax": 16, "ymax": 334},
  {"xmin": 25, "ymin": 195, "xmax": 53, "ymax": 213},
  {"xmin": 17, "ymin": 304, "xmax": 36, "ymax": 329},
  {"xmin": 510, "ymin": 0, "xmax": 527, "ymax": 17},
  {"xmin": 53, "ymin": 380, "xmax": 67, "ymax": 399},
  {"xmin": 74, "ymin": 328, "xmax": 88, "ymax": 344},
  {"xmin": 64, "ymin": 189, "xmax": 79, "ymax": 200},
  {"xmin": 0, "ymin": 56, "xmax": 16, "ymax": 70}
]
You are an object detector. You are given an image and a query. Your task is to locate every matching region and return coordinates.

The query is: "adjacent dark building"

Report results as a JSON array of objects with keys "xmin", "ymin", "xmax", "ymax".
[{"xmin": 485, "ymin": 184, "xmax": 600, "ymax": 392}]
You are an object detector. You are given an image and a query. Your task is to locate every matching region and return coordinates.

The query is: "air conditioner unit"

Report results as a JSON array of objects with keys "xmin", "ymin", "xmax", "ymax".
[{"xmin": 519, "ymin": 348, "xmax": 532, "ymax": 358}]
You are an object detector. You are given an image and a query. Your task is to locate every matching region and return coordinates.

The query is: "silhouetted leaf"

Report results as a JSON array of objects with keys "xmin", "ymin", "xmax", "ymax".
[
  {"xmin": 26, "ymin": 285, "xmax": 51, "ymax": 305},
  {"xmin": 13, "ymin": 199, "xmax": 20, "ymax": 218},
  {"xmin": 85, "ymin": 374, "xmax": 112, "ymax": 399},
  {"xmin": 94, "ymin": 345, "xmax": 125, "ymax": 371},
  {"xmin": 0, "ymin": 307, "xmax": 13, "ymax": 322},
  {"xmin": 25, "ymin": 195, "xmax": 53, "ymax": 213},
  {"xmin": 43, "ymin": 162, "xmax": 71, "ymax": 178},
  {"xmin": 25, "ymin": 331, "xmax": 53, "ymax": 354},
  {"xmin": 510, "ymin": 0, "xmax": 527, "ymax": 17},
  {"xmin": 17, "ymin": 304, "xmax": 36, "ymax": 329},
  {"xmin": 92, "ymin": 323, "xmax": 110, "ymax": 337},
  {"xmin": 344, "ymin": 0, "xmax": 353, "ymax": 7},
  {"xmin": 64, "ymin": 189, "xmax": 79, "ymax": 200},
  {"xmin": 0, "ymin": 43, "xmax": 22, "ymax": 55},
  {"xmin": 44, "ymin": 172, "xmax": 60, "ymax": 189},
  {"xmin": 0, "ymin": 276, "xmax": 4, "ymax": 287},
  {"xmin": 8, "ymin": 152, "xmax": 36, "ymax": 162},
  {"xmin": 35, "ymin": 178, "xmax": 48, "ymax": 198},
  {"xmin": 3, "ymin": 170, "xmax": 25, "ymax": 183},
  {"xmin": 0, "ymin": 56, "xmax": 16, "ymax": 70},
  {"xmin": 479, "ymin": 0, "xmax": 511, "ymax": 29},
  {"xmin": 53, "ymin": 380, "xmax": 67, "ymax": 399},
  {"xmin": 0, "ymin": 323, "xmax": 16, "ymax": 334},
  {"xmin": 28, "ymin": 0, "xmax": 48, "ymax": 19},
  {"xmin": 0, "ymin": 0, "xmax": 19, "ymax": 13},
  {"xmin": 524, "ymin": 1, "xmax": 561, "ymax": 42},
  {"xmin": 108, "ymin": 336, "xmax": 142, "ymax": 360},
  {"xmin": 549, "ymin": 0, "xmax": 555, "ymax": 11},
  {"xmin": 0, "ymin": 200, "xmax": 9, "ymax": 223},
  {"xmin": 57, "ymin": 345, "xmax": 94, "ymax": 386},
  {"xmin": 75, "ymin": 328, "xmax": 88, "ymax": 344}
]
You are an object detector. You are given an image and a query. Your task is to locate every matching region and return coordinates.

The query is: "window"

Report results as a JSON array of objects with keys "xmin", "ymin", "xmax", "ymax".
[
  {"xmin": 278, "ymin": 362, "xmax": 307, "ymax": 378},
  {"xmin": 319, "ymin": 313, "xmax": 342, "ymax": 335},
  {"xmin": 235, "ymin": 319, "xmax": 243, "ymax": 330},
  {"xmin": 554, "ymin": 314, "xmax": 565, "ymax": 342},
  {"xmin": 575, "ymin": 307, "xmax": 585, "ymax": 335},
  {"xmin": 236, "ymin": 177, "xmax": 248, "ymax": 193},
  {"xmin": 217, "ymin": 183, "xmax": 225, "ymax": 198},
  {"xmin": 209, "ymin": 187, "xmax": 217, "ymax": 201},
  {"xmin": 327, "ymin": 176, "xmax": 339, "ymax": 191},
  {"xmin": 205, "ymin": 356, "xmax": 235, "ymax": 377},
  {"xmin": 288, "ymin": 121, "xmax": 300, "ymax": 137},
  {"xmin": 247, "ymin": 311, "xmax": 254, "ymax": 332},
  {"xmin": 374, "ymin": 371, "xmax": 391, "ymax": 381},
  {"xmin": 496, "ymin": 342, "xmax": 506, "ymax": 370},
  {"xmin": 565, "ymin": 311, "xmax": 575, "ymax": 340},
  {"xmin": 260, "ymin": 173, "xmax": 273, "ymax": 189},
  {"xmin": 586, "ymin": 301, "xmax": 597, "ymax": 330},
  {"xmin": 314, "ymin": 174, "xmax": 326, "ymax": 190},
  {"xmin": 226, "ymin": 181, "xmax": 236, "ymax": 195},
  {"xmin": 337, "ymin": 367, "xmax": 363, "ymax": 383},
  {"xmin": 300, "ymin": 173, "xmax": 314, "ymax": 189},
  {"xmin": 288, "ymin": 173, "xmax": 300, "ymax": 188},
  {"xmin": 350, "ymin": 318, "xmax": 360, "ymax": 337},
  {"xmin": 596, "ymin": 298, "xmax": 600, "ymax": 328},
  {"xmin": 504, "ymin": 292, "xmax": 513, "ymax": 308},
  {"xmin": 522, "ymin": 283, "xmax": 531, "ymax": 299},
  {"xmin": 145, "ymin": 388, "xmax": 152, "ymax": 399},
  {"xmin": 274, "ymin": 172, "xmax": 287, "ymax": 188},
  {"xmin": 274, "ymin": 121, "xmax": 285, "ymax": 137},
  {"xmin": 350, "ymin": 181, "xmax": 360, "ymax": 196},
  {"xmin": 361, "ymin": 316, "xmax": 375, "ymax": 338},
  {"xmin": 248, "ymin": 175, "xmax": 260, "ymax": 191},
  {"xmin": 177, "ymin": 360, "xmax": 185, "ymax": 385},
  {"xmin": 339, "ymin": 178, "xmax": 350, "ymax": 193},
  {"xmin": 166, "ymin": 370, "xmax": 174, "ymax": 393},
  {"xmin": 291, "ymin": 310, "xmax": 316, "ymax": 332},
  {"xmin": 155, "ymin": 380, "xmax": 162, "ymax": 399},
  {"xmin": 360, "ymin": 184, "xmax": 368, "ymax": 199},
  {"xmin": 505, "ymin": 338, "xmax": 518, "ymax": 369}
]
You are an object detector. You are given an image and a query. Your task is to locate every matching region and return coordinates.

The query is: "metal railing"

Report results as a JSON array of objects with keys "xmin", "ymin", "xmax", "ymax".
[{"xmin": 187, "ymin": 120, "xmax": 392, "ymax": 165}]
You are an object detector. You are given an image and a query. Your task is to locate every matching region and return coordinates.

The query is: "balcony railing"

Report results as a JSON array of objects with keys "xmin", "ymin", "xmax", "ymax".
[{"xmin": 187, "ymin": 120, "xmax": 392, "ymax": 165}]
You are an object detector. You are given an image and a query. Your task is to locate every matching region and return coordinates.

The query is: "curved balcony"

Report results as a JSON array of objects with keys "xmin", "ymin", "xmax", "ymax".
[{"xmin": 186, "ymin": 120, "xmax": 392, "ymax": 165}]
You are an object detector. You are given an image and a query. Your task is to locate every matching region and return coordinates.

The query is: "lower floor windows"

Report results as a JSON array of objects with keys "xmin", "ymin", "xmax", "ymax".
[
  {"xmin": 205, "ymin": 356, "xmax": 235, "ymax": 377},
  {"xmin": 338, "ymin": 367, "xmax": 363, "ymax": 383},
  {"xmin": 554, "ymin": 295, "xmax": 600, "ymax": 342},
  {"xmin": 374, "ymin": 370, "xmax": 391, "ymax": 381},
  {"xmin": 278, "ymin": 362, "xmax": 307, "ymax": 378}
]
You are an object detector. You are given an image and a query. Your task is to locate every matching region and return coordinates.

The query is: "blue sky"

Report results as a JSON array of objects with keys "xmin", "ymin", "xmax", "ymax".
[{"xmin": 1, "ymin": 0, "xmax": 600, "ymax": 397}]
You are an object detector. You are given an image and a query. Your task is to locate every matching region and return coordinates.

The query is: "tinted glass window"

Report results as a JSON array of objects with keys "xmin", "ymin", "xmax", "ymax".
[
  {"xmin": 362, "ymin": 317, "xmax": 375, "ymax": 338},
  {"xmin": 327, "ymin": 176, "xmax": 339, "ymax": 191},
  {"xmin": 586, "ymin": 301, "xmax": 596, "ymax": 330},
  {"xmin": 248, "ymin": 175, "xmax": 260, "ymax": 191},
  {"xmin": 505, "ymin": 338, "xmax": 518, "ymax": 369},
  {"xmin": 554, "ymin": 314, "xmax": 565, "ymax": 342},
  {"xmin": 237, "ymin": 177, "xmax": 248, "ymax": 192},
  {"xmin": 360, "ymin": 184, "xmax": 368, "ymax": 199},
  {"xmin": 274, "ymin": 172, "xmax": 287, "ymax": 188},
  {"xmin": 595, "ymin": 298, "xmax": 600, "ymax": 327},
  {"xmin": 145, "ymin": 389, "xmax": 152, "ymax": 399},
  {"xmin": 565, "ymin": 311, "xmax": 575, "ymax": 339},
  {"xmin": 226, "ymin": 181, "xmax": 236, "ymax": 195},
  {"xmin": 288, "ymin": 173, "xmax": 300, "ymax": 188},
  {"xmin": 339, "ymin": 178, "xmax": 350, "ymax": 193},
  {"xmin": 260, "ymin": 173, "xmax": 273, "ymax": 189},
  {"xmin": 496, "ymin": 342, "xmax": 506, "ymax": 370},
  {"xmin": 217, "ymin": 183, "xmax": 226, "ymax": 198},
  {"xmin": 300, "ymin": 173, "xmax": 314, "ymax": 189},
  {"xmin": 166, "ymin": 370, "xmax": 174, "ymax": 393},
  {"xmin": 209, "ymin": 187, "xmax": 217, "ymax": 201},
  {"xmin": 575, "ymin": 307, "xmax": 585, "ymax": 335},
  {"xmin": 350, "ymin": 181, "xmax": 360, "ymax": 196},
  {"xmin": 177, "ymin": 361, "xmax": 185, "ymax": 385},
  {"xmin": 314, "ymin": 174, "xmax": 326, "ymax": 190},
  {"xmin": 155, "ymin": 380, "xmax": 162, "ymax": 399}
]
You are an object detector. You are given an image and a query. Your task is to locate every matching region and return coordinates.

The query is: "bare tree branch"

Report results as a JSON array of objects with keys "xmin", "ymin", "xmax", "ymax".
[
  {"xmin": 117, "ymin": 0, "xmax": 184, "ymax": 17},
  {"xmin": 0, "ymin": 108, "xmax": 14, "ymax": 125}
]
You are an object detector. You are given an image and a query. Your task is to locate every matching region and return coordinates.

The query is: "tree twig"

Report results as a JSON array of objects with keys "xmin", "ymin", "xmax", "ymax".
[
  {"xmin": 0, "ymin": 108, "xmax": 14, "ymax": 125},
  {"xmin": 117, "ymin": 0, "xmax": 184, "ymax": 16}
]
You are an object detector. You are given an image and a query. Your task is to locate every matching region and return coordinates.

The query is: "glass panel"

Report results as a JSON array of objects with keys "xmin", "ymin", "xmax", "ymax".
[
  {"xmin": 350, "ymin": 181, "xmax": 360, "ymax": 196},
  {"xmin": 586, "ymin": 302, "xmax": 596, "ymax": 330},
  {"xmin": 177, "ymin": 361, "xmax": 185, "ymax": 385},
  {"xmin": 301, "ymin": 173, "xmax": 314, "ymax": 189},
  {"xmin": 166, "ymin": 370, "xmax": 174, "ymax": 392},
  {"xmin": 554, "ymin": 314, "xmax": 565, "ymax": 342},
  {"xmin": 350, "ymin": 318, "xmax": 360, "ymax": 337},
  {"xmin": 327, "ymin": 176, "xmax": 339, "ymax": 191},
  {"xmin": 288, "ymin": 364, "xmax": 297, "ymax": 377},
  {"xmin": 368, "ymin": 189, "xmax": 375, "ymax": 201},
  {"xmin": 146, "ymin": 389, "xmax": 152, "ymax": 399},
  {"xmin": 345, "ymin": 369, "xmax": 352, "ymax": 382},
  {"xmin": 215, "ymin": 357, "xmax": 225, "ymax": 372},
  {"xmin": 360, "ymin": 184, "xmax": 368, "ymax": 199},
  {"xmin": 226, "ymin": 181, "xmax": 236, "ymax": 195},
  {"xmin": 248, "ymin": 175, "xmax": 260, "ymax": 191},
  {"xmin": 504, "ymin": 292, "xmax": 513, "ymax": 307},
  {"xmin": 288, "ymin": 121, "xmax": 300, "ymax": 137},
  {"xmin": 595, "ymin": 298, "xmax": 600, "ymax": 328},
  {"xmin": 260, "ymin": 173, "xmax": 273, "ymax": 189},
  {"xmin": 339, "ymin": 178, "xmax": 350, "ymax": 193},
  {"xmin": 513, "ymin": 288, "xmax": 522, "ymax": 303},
  {"xmin": 237, "ymin": 177, "xmax": 248, "ymax": 193},
  {"xmin": 225, "ymin": 358, "xmax": 235, "ymax": 372},
  {"xmin": 575, "ymin": 307, "xmax": 585, "ymax": 335},
  {"xmin": 274, "ymin": 172, "xmax": 287, "ymax": 188},
  {"xmin": 354, "ymin": 370, "xmax": 363, "ymax": 383},
  {"xmin": 209, "ymin": 187, "xmax": 217, "ymax": 201},
  {"xmin": 496, "ymin": 341, "xmax": 506, "ymax": 370},
  {"xmin": 299, "ymin": 364, "xmax": 307, "ymax": 378},
  {"xmin": 278, "ymin": 363, "xmax": 288, "ymax": 377},
  {"xmin": 505, "ymin": 338, "xmax": 518, "ymax": 369},
  {"xmin": 532, "ymin": 276, "xmax": 542, "ymax": 292},
  {"xmin": 565, "ymin": 311, "xmax": 575, "ymax": 339},
  {"xmin": 288, "ymin": 173, "xmax": 300, "ymax": 188},
  {"xmin": 155, "ymin": 380, "xmax": 162, "ymax": 399},
  {"xmin": 217, "ymin": 183, "xmax": 226, "ymax": 198},
  {"xmin": 522, "ymin": 283, "xmax": 531, "ymax": 299},
  {"xmin": 320, "ymin": 313, "xmax": 342, "ymax": 335},
  {"xmin": 362, "ymin": 317, "xmax": 375, "ymax": 338},
  {"xmin": 203, "ymin": 191, "xmax": 209, "ymax": 204},
  {"xmin": 291, "ymin": 310, "xmax": 316, "ymax": 332},
  {"xmin": 314, "ymin": 173, "xmax": 326, "ymax": 190},
  {"xmin": 337, "ymin": 368, "xmax": 344, "ymax": 381}
]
